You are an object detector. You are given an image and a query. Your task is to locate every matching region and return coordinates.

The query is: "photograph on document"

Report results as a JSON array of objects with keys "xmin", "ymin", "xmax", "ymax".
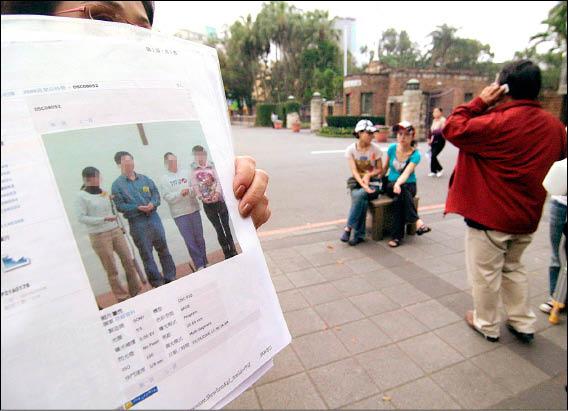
[{"xmin": 42, "ymin": 120, "xmax": 241, "ymax": 309}]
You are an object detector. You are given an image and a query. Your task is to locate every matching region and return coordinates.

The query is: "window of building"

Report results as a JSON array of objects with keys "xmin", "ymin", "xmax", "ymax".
[
  {"xmin": 346, "ymin": 94, "xmax": 351, "ymax": 115},
  {"xmin": 464, "ymin": 92, "xmax": 474, "ymax": 102},
  {"xmin": 361, "ymin": 93, "xmax": 373, "ymax": 115},
  {"xmin": 327, "ymin": 105, "xmax": 333, "ymax": 116}
]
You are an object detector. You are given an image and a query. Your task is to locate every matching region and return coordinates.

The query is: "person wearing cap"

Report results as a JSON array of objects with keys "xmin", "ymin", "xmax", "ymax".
[
  {"xmin": 1, "ymin": 1, "xmax": 272, "ymax": 231},
  {"xmin": 341, "ymin": 119, "xmax": 383, "ymax": 246},
  {"xmin": 382, "ymin": 121, "xmax": 431, "ymax": 248},
  {"xmin": 443, "ymin": 60, "xmax": 567, "ymax": 344}
]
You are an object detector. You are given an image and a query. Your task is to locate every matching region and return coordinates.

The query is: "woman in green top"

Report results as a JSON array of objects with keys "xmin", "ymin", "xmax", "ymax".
[{"xmin": 382, "ymin": 121, "xmax": 431, "ymax": 247}]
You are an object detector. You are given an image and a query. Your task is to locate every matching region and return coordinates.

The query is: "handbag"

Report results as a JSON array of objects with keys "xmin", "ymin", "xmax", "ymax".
[{"xmin": 346, "ymin": 176, "xmax": 360, "ymax": 190}]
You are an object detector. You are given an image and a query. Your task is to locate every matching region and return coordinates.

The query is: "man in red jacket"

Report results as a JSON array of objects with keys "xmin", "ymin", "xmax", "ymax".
[{"xmin": 443, "ymin": 60, "xmax": 567, "ymax": 344}]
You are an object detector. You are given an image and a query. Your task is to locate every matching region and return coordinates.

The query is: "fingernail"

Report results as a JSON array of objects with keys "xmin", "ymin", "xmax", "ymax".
[
  {"xmin": 235, "ymin": 184, "xmax": 246, "ymax": 198},
  {"xmin": 241, "ymin": 203, "xmax": 252, "ymax": 215}
]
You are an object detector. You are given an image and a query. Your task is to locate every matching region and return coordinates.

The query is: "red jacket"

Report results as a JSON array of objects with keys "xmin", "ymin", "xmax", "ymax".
[{"xmin": 443, "ymin": 97, "xmax": 566, "ymax": 234}]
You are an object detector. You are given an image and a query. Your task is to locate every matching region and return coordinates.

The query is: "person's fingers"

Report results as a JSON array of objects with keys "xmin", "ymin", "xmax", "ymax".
[
  {"xmin": 251, "ymin": 195, "xmax": 271, "ymax": 229},
  {"xmin": 234, "ymin": 156, "xmax": 256, "ymax": 199},
  {"xmin": 239, "ymin": 169, "xmax": 269, "ymax": 217}
]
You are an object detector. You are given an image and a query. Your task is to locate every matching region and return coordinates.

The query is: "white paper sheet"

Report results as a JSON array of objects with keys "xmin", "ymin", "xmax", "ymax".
[{"xmin": 1, "ymin": 16, "xmax": 290, "ymax": 410}]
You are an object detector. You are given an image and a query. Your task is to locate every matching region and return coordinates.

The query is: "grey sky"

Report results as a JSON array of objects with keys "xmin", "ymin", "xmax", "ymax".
[{"xmin": 153, "ymin": 1, "xmax": 557, "ymax": 63}]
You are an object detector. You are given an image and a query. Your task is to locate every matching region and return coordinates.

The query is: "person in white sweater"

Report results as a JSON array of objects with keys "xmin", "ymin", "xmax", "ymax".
[
  {"xmin": 161, "ymin": 152, "xmax": 208, "ymax": 270},
  {"xmin": 75, "ymin": 167, "xmax": 140, "ymax": 302}
]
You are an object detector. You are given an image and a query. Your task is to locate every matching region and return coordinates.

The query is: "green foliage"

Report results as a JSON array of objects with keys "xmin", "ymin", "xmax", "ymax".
[
  {"xmin": 530, "ymin": 1, "xmax": 567, "ymax": 52},
  {"xmin": 327, "ymin": 116, "xmax": 385, "ymax": 128},
  {"xmin": 317, "ymin": 126, "xmax": 354, "ymax": 138},
  {"xmin": 255, "ymin": 103, "xmax": 277, "ymax": 127}
]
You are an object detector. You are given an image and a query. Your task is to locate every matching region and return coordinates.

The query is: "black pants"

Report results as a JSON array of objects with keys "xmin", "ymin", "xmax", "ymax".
[
  {"xmin": 385, "ymin": 182, "xmax": 419, "ymax": 240},
  {"xmin": 430, "ymin": 138, "xmax": 446, "ymax": 173},
  {"xmin": 203, "ymin": 201, "xmax": 237, "ymax": 259}
]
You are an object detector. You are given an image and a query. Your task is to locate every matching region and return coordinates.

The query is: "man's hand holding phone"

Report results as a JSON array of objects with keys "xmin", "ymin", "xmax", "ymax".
[{"xmin": 479, "ymin": 83, "xmax": 508, "ymax": 107}]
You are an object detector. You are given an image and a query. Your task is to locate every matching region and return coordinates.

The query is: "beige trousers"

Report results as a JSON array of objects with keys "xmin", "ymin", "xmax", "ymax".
[
  {"xmin": 90, "ymin": 227, "xmax": 141, "ymax": 302},
  {"xmin": 465, "ymin": 227, "xmax": 536, "ymax": 338}
]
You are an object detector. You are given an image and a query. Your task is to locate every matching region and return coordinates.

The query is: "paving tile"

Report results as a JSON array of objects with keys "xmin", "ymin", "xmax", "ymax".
[
  {"xmin": 316, "ymin": 262, "xmax": 355, "ymax": 281},
  {"xmin": 381, "ymin": 282, "xmax": 430, "ymax": 307},
  {"xmin": 292, "ymin": 330, "xmax": 350, "ymax": 369},
  {"xmin": 341, "ymin": 394, "xmax": 394, "ymax": 409},
  {"xmin": 386, "ymin": 377, "xmax": 461, "ymax": 409},
  {"xmin": 363, "ymin": 247, "xmax": 407, "ymax": 268},
  {"xmin": 267, "ymin": 248, "xmax": 313, "ymax": 273},
  {"xmin": 349, "ymin": 291, "xmax": 400, "ymax": 316},
  {"xmin": 286, "ymin": 267, "xmax": 326, "ymax": 288},
  {"xmin": 223, "ymin": 388, "xmax": 259, "ymax": 409},
  {"xmin": 388, "ymin": 263, "xmax": 433, "ymax": 282},
  {"xmin": 438, "ymin": 291, "xmax": 474, "ymax": 317},
  {"xmin": 256, "ymin": 373, "xmax": 326, "ymax": 409},
  {"xmin": 371, "ymin": 308, "xmax": 429, "ymax": 341},
  {"xmin": 437, "ymin": 269, "xmax": 471, "ymax": 291},
  {"xmin": 256, "ymin": 345, "xmax": 304, "ymax": 386},
  {"xmin": 314, "ymin": 299, "xmax": 365, "ymax": 327},
  {"xmin": 272, "ymin": 275, "xmax": 295, "ymax": 293},
  {"xmin": 540, "ymin": 324, "xmax": 568, "ymax": 350},
  {"xmin": 356, "ymin": 345, "xmax": 425, "ymax": 390},
  {"xmin": 331, "ymin": 277, "xmax": 374, "ymax": 297},
  {"xmin": 420, "ymin": 256, "xmax": 460, "ymax": 275},
  {"xmin": 345, "ymin": 257, "xmax": 384, "ymax": 274},
  {"xmin": 439, "ymin": 252, "xmax": 467, "ymax": 270},
  {"xmin": 277, "ymin": 289, "xmax": 310, "ymax": 313},
  {"xmin": 405, "ymin": 300, "xmax": 461, "ymax": 330},
  {"xmin": 434, "ymin": 322, "xmax": 500, "ymax": 358},
  {"xmin": 284, "ymin": 307, "xmax": 327, "ymax": 337},
  {"xmin": 265, "ymin": 254, "xmax": 283, "ymax": 277},
  {"xmin": 431, "ymin": 361, "xmax": 511, "ymax": 409},
  {"xmin": 507, "ymin": 335, "xmax": 567, "ymax": 377},
  {"xmin": 470, "ymin": 346, "xmax": 549, "ymax": 394},
  {"xmin": 410, "ymin": 275, "xmax": 463, "ymax": 298},
  {"xmin": 300, "ymin": 283, "xmax": 342, "ymax": 306},
  {"xmin": 491, "ymin": 375, "xmax": 568, "ymax": 410},
  {"xmin": 333, "ymin": 319, "xmax": 392, "ymax": 354},
  {"xmin": 309, "ymin": 358, "xmax": 380, "ymax": 409},
  {"xmin": 398, "ymin": 332, "xmax": 464, "ymax": 373},
  {"xmin": 359, "ymin": 269, "xmax": 406, "ymax": 290}
]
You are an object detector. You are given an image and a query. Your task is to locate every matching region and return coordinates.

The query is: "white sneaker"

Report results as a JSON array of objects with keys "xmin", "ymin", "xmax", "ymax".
[
  {"xmin": 436, "ymin": 171, "xmax": 443, "ymax": 178},
  {"xmin": 428, "ymin": 172, "xmax": 436, "ymax": 177},
  {"xmin": 539, "ymin": 299, "xmax": 553, "ymax": 314}
]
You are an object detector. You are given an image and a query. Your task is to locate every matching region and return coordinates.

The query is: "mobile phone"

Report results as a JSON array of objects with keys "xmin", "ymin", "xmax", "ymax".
[{"xmin": 500, "ymin": 84, "xmax": 509, "ymax": 94}]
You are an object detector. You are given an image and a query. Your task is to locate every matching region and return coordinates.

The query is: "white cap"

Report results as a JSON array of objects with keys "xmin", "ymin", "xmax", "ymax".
[
  {"xmin": 354, "ymin": 119, "xmax": 374, "ymax": 133},
  {"xmin": 392, "ymin": 120, "xmax": 415, "ymax": 132}
]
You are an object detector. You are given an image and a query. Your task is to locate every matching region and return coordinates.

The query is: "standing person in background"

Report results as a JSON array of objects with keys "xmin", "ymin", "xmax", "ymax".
[
  {"xmin": 341, "ymin": 120, "xmax": 382, "ymax": 246},
  {"xmin": 382, "ymin": 121, "xmax": 431, "ymax": 248},
  {"xmin": 161, "ymin": 152, "xmax": 208, "ymax": 271},
  {"xmin": 428, "ymin": 107, "xmax": 446, "ymax": 178},
  {"xmin": 191, "ymin": 146, "xmax": 237, "ymax": 260},
  {"xmin": 443, "ymin": 60, "xmax": 567, "ymax": 344},
  {"xmin": 539, "ymin": 155, "xmax": 567, "ymax": 314},
  {"xmin": 76, "ymin": 166, "xmax": 140, "ymax": 302}
]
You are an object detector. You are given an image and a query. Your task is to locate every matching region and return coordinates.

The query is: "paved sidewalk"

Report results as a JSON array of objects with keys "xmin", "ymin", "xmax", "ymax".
[{"xmin": 227, "ymin": 210, "xmax": 567, "ymax": 410}]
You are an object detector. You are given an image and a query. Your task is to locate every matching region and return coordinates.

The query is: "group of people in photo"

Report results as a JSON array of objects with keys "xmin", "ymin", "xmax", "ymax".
[{"xmin": 75, "ymin": 145, "xmax": 237, "ymax": 302}]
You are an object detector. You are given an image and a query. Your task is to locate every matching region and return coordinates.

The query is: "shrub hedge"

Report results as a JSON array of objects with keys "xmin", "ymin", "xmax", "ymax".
[
  {"xmin": 317, "ymin": 126, "xmax": 354, "ymax": 138},
  {"xmin": 255, "ymin": 101, "xmax": 302, "ymax": 127},
  {"xmin": 327, "ymin": 116, "xmax": 385, "ymax": 128}
]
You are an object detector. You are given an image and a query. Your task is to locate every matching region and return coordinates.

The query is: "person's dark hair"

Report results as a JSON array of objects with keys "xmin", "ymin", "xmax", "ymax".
[
  {"xmin": 114, "ymin": 151, "xmax": 132, "ymax": 165},
  {"xmin": 192, "ymin": 145, "xmax": 206, "ymax": 154},
  {"xmin": 1, "ymin": 1, "xmax": 155, "ymax": 25},
  {"xmin": 163, "ymin": 151, "xmax": 175, "ymax": 161},
  {"xmin": 497, "ymin": 60, "xmax": 541, "ymax": 100},
  {"xmin": 435, "ymin": 107, "xmax": 443, "ymax": 113},
  {"xmin": 80, "ymin": 166, "xmax": 99, "ymax": 190}
]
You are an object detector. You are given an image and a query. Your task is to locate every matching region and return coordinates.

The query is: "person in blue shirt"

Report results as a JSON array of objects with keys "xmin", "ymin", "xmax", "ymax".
[
  {"xmin": 382, "ymin": 121, "xmax": 431, "ymax": 247},
  {"xmin": 111, "ymin": 151, "xmax": 176, "ymax": 287}
]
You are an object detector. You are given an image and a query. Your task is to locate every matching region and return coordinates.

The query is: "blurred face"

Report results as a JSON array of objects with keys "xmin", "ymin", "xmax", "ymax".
[
  {"xmin": 119, "ymin": 155, "xmax": 135, "ymax": 175},
  {"xmin": 358, "ymin": 130, "xmax": 373, "ymax": 145},
  {"xmin": 84, "ymin": 174, "xmax": 100, "ymax": 187},
  {"xmin": 397, "ymin": 129, "xmax": 414, "ymax": 146},
  {"xmin": 433, "ymin": 108, "xmax": 442, "ymax": 119},
  {"xmin": 194, "ymin": 151, "xmax": 208, "ymax": 165},
  {"xmin": 53, "ymin": 1, "xmax": 151, "ymax": 29},
  {"xmin": 165, "ymin": 154, "xmax": 178, "ymax": 172}
]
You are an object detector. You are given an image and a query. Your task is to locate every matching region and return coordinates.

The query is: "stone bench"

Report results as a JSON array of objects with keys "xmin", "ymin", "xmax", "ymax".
[{"xmin": 369, "ymin": 196, "xmax": 420, "ymax": 241}]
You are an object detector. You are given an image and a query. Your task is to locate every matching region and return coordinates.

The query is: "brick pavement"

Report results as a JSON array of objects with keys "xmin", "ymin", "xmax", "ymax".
[{"xmin": 225, "ymin": 209, "xmax": 567, "ymax": 410}]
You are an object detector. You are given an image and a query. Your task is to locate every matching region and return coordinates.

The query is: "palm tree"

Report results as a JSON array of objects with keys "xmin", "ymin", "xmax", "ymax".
[{"xmin": 428, "ymin": 24, "xmax": 458, "ymax": 67}]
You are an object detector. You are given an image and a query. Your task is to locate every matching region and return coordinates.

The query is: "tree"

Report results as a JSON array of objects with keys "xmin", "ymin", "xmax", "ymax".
[
  {"xmin": 428, "ymin": 24, "xmax": 459, "ymax": 67},
  {"xmin": 530, "ymin": 1, "xmax": 567, "ymax": 52}
]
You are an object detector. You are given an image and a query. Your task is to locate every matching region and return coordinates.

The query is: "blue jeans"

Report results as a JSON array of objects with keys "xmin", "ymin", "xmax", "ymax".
[
  {"xmin": 549, "ymin": 199, "xmax": 567, "ymax": 296},
  {"xmin": 175, "ymin": 211, "xmax": 208, "ymax": 269},
  {"xmin": 128, "ymin": 212, "xmax": 176, "ymax": 287},
  {"xmin": 347, "ymin": 187, "xmax": 379, "ymax": 241}
]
